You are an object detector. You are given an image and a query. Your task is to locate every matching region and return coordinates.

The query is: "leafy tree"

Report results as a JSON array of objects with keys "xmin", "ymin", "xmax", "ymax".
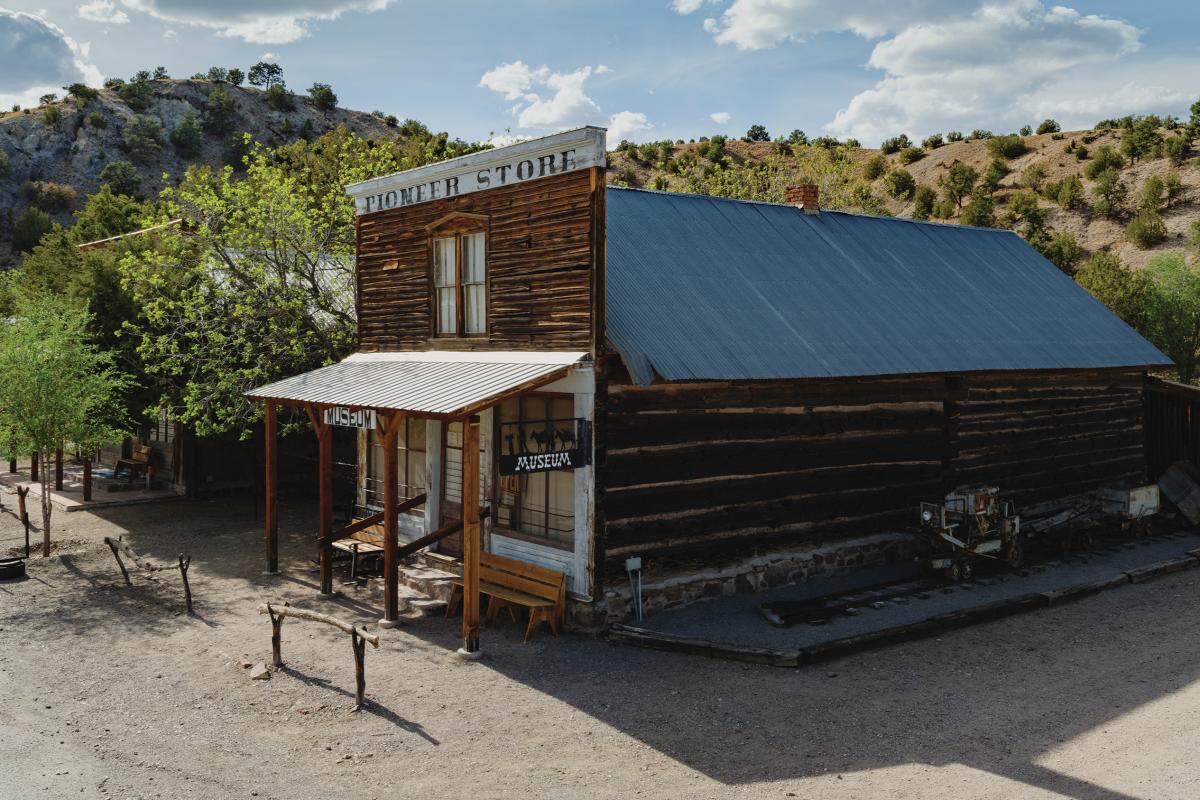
[
  {"xmin": 946, "ymin": 131, "xmax": 963, "ymax": 142},
  {"xmin": 103, "ymin": 77, "xmax": 125, "ymax": 89},
  {"xmin": 932, "ymin": 199, "xmax": 956, "ymax": 219},
  {"xmin": 264, "ymin": 84, "xmax": 294, "ymax": 111},
  {"xmin": 1163, "ymin": 171, "xmax": 1184, "ymax": 208},
  {"xmin": 308, "ymin": 82, "xmax": 338, "ymax": 111},
  {"xmin": 744, "ymin": 124, "xmax": 769, "ymax": 142},
  {"xmin": 1138, "ymin": 175, "xmax": 1165, "ymax": 212},
  {"xmin": 206, "ymin": 66, "xmax": 229, "ymax": 82},
  {"xmin": 863, "ymin": 154, "xmax": 887, "ymax": 181},
  {"xmin": 86, "ymin": 110, "xmax": 107, "ymax": 128},
  {"xmin": 1055, "ymin": 174, "xmax": 1086, "ymax": 210},
  {"xmin": 1119, "ymin": 117, "xmax": 1162, "ymax": 164},
  {"xmin": 64, "ymin": 83, "xmax": 99, "ymax": 103},
  {"xmin": 1075, "ymin": 252, "xmax": 1149, "ymax": 331},
  {"xmin": 41, "ymin": 105, "xmax": 62, "ymax": 129},
  {"xmin": 12, "ymin": 208, "xmax": 54, "ymax": 253},
  {"xmin": 118, "ymin": 72, "xmax": 154, "ymax": 111},
  {"xmin": 39, "ymin": 93, "xmax": 58, "ymax": 105},
  {"xmin": 153, "ymin": 66, "xmax": 169, "ymax": 80},
  {"xmin": 940, "ymin": 161, "xmax": 979, "ymax": 209},
  {"xmin": 921, "ymin": 134, "xmax": 944, "ymax": 149},
  {"xmin": 1019, "ymin": 163, "xmax": 1047, "ymax": 192},
  {"xmin": 912, "ymin": 185, "xmax": 936, "ymax": 220},
  {"xmin": 1084, "ymin": 145, "xmax": 1123, "ymax": 179},
  {"xmin": 1038, "ymin": 230, "xmax": 1085, "ymax": 274},
  {"xmin": 959, "ymin": 190, "xmax": 995, "ymax": 227},
  {"xmin": 884, "ymin": 169, "xmax": 916, "ymax": 200},
  {"xmin": 248, "ymin": 62, "xmax": 284, "ymax": 89},
  {"xmin": 226, "ymin": 68, "xmax": 245, "ymax": 87},
  {"xmin": 204, "ymin": 85, "xmax": 238, "ymax": 135},
  {"xmin": 100, "ymin": 159, "xmax": 141, "ymax": 196},
  {"xmin": 1091, "ymin": 169, "xmax": 1128, "ymax": 218},
  {"xmin": 169, "ymin": 110, "xmax": 204, "ymax": 156},
  {"xmin": 980, "ymin": 158, "xmax": 1009, "ymax": 194},
  {"xmin": 122, "ymin": 114, "xmax": 164, "ymax": 161},
  {"xmin": 1143, "ymin": 254, "xmax": 1200, "ymax": 383},
  {"xmin": 1164, "ymin": 134, "xmax": 1190, "ymax": 165},
  {"xmin": 0, "ymin": 289, "xmax": 128, "ymax": 555},
  {"xmin": 1125, "ymin": 209, "xmax": 1168, "ymax": 248},
  {"xmin": 897, "ymin": 146, "xmax": 924, "ymax": 165},
  {"xmin": 986, "ymin": 134, "xmax": 1027, "ymax": 159},
  {"xmin": 786, "ymin": 130, "xmax": 807, "ymax": 145},
  {"xmin": 1004, "ymin": 190, "xmax": 1047, "ymax": 242},
  {"xmin": 223, "ymin": 131, "xmax": 253, "ymax": 168},
  {"xmin": 880, "ymin": 134, "xmax": 911, "ymax": 154},
  {"xmin": 1019, "ymin": 125, "xmax": 1033, "ymax": 136},
  {"xmin": 1036, "ymin": 119, "xmax": 1060, "ymax": 135}
]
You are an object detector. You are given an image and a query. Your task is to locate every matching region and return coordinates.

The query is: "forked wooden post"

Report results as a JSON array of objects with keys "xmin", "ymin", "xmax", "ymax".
[
  {"xmin": 351, "ymin": 630, "xmax": 367, "ymax": 709},
  {"xmin": 267, "ymin": 603, "xmax": 284, "ymax": 666},
  {"xmin": 178, "ymin": 554, "xmax": 193, "ymax": 613},
  {"xmin": 106, "ymin": 537, "xmax": 132, "ymax": 586},
  {"xmin": 460, "ymin": 415, "xmax": 482, "ymax": 656},
  {"xmin": 257, "ymin": 602, "xmax": 379, "ymax": 710},
  {"xmin": 264, "ymin": 402, "xmax": 279, "ymax": 573}
]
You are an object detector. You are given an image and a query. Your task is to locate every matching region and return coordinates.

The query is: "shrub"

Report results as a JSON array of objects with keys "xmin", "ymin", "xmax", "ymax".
[
  {"xmin": 1091, "ymin": 169, "xmax": 1128, "ymax": 218},
  {"xmin": 1138, "ymin": 175, "xmax": 1165, "ymax": 212},
  {"xmin": 226, "ymin": 68, "xmax": 245, "ymax": 87},
  {"xmin": 969, "ymin": 129, "xmax": 993, "ymax": 140},
  {"xmin": 153, "ymin": 66, "xmax": 169, "ymax": 79},
  {"xmin": 40, "ymin": 104, "xmax": 63, "ymax": 129},
  {"xmin": 744, "ymin": 124, "xmax": 769, "ymax": 142},
  {"xmin": 912, "ymin": 185, "xmax": 937, "ymax": 220},
  {"xmin": 786, "ymin": 129, "xmax": 807, "ymax": 145},
  {"xmin": 884, "ymin": 169, "xmax": 916, "ymax": 200},
  {"xmin": 206, "ymin": 66, "xmax": 228, "ymax": 82},
  {"xmin": 1055, "ymin": 174, "xmax": 1086, "ymax": 210},
  {"xmin": 1019, "ymin": 125, "xmax": 1033, "ymax": 136},
  {"xmin": 1084, "ymin": 145, "xmax": 1123, "ymax": 179},
  {"xmin": 308, "ymin": 82, "xmax": 337, "ymax": 111},
  {"xmin": 946, "ymin": 131, "xmax": 964, "ymax": 142},
  {"xmin": 1075, "ymin": 145, "xmax": 1089, "ymax": 161},
  {"xmin": 880, "ymin": 134, "xmax": 911, "ymax": 154},
  {"xmin": 86, "ymin": 111, "xmax": 107, "ymax": 128},
  {"xmin": 986, "ymin": 134, "xmax": 1027, "ymax": 159},
  {"xmin": 0, "ymin": 149, "xmax": 8, "ymax": 179},
  {"xmin": 941, "ymin": 161, "xmax": 979, "ymax": 209},
  {"xmin": 863, "ymin": 154, "xmax": 888, "ymax": 181},
  {"xmin": 264, "ymin": 85, "xmax": 294, "ymax": 111},
  {"xmin": 170, "ymin": 110, "xmax": 204, "ymax": 156},
  {"xmin": 922, "ymin": 134, "xmax": 944, "ymax": 149},
  {"xmin": 119, "ymin": 74, "xmax": 154, "ymax": 111},
  {"xmin": 12, "ymin": 207, "xmax": 54, "ymax": 253},
  {"xmin": 1020, "ymin": 163, "xmax": 1047, "ymax": 192},
  {"xmin": 1126, "ymin": 209, "xmax": 1168, "ymax": 248},
  {"xmin": 223, "ymin": 132, "xmax": 252, "ymax": 168},
  {"xmin": 21, "ymin": 180, "xmax": 77, "ymax": 211},
  {"xmin": 960, "ymin": 191, "xmax": 995, "ymax": 227},
  {"xmin": 1163, "ymin": 171, "xmax": 1184, "ymax": 208},
  {"xmin": 1038, "ymin": 230, "xmax": 1085, "ymax": 274},
  {"xmin": 204, "ymin": 86, "xmax": 237, "ymax": 135},
  {"xmin": 122, "ymin": 114, "xmax": 164, "ymax": 161},
  {"xmin": 103, "ymin": 77, "xmax": 125, "ymax": 89},
  {"xmin": 1004, "ymin": 191, "xmax": 1046, "ymax": 239},
  {"xmin": 1036, "ymin": 119, "xmax": 1061, "ymax": 135},
  {"xmin": 1164, "ymin": 134, "xmax": 1190, "ymax": 165},
  {"xmin": 64, "ymin": 83, "xmax": 100, "ymax": 103},
  {"xmin": 932, "ymin": 199, "xmax": 956, "ymax": 219},
  {"xmin": 897, "ymin": 146, "xmax": 924, "ymax": 165},
  {"xmin": 99, "ymin": 159, "xmax": 141, "ymax": 196},
  {"xmin": 384, "ymin": 114, "xmax": 398, "ymax": 128},
  {"xmin": 1075, "ymin": 252, "xmax": 1148, "ymax": 330}
]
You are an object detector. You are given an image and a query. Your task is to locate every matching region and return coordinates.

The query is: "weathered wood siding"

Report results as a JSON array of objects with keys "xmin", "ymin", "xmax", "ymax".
[
  {"xmin": 600, "ymin": 367, "xmax": 1146, "ymax": 575},
  {"xmin": 355, "ymin": 168, "xmax": 602, "ymax": 352},
  {"xmin": 1143, "ymin": 378, "xmax": 1200, "ymax": 477}
]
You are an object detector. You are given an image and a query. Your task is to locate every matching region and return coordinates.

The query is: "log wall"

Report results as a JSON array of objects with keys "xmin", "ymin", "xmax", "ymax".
[
  {"xmin": 599, "ymin": 366, "xmax": 1147, "ymax": 576},
  {"xmin": 355, "ymin": 168, "xmax": 602, "ymax": 352}
]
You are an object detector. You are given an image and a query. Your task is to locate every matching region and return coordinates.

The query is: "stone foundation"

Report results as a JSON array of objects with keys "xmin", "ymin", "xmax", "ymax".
[{"xmin": 574, "ymin": 531, "xmax": 916, "ymax": 630}]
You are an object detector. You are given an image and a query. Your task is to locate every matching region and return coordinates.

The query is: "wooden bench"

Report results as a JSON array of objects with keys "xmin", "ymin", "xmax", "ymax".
[
  {"xmin": 114, "ymin": 444, "xmax": 152, "ymax": 480},
  {"xmin": 332, "ymin": 524, "xmax": 385, "ymax": 580},
  {"xmin": 446, "ymin": 552, "xmax": 566, "ymax": 642}
]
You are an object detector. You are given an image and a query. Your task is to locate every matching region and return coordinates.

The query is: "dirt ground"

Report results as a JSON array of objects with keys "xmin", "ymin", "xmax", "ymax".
[{"xmin": 2, "ymin": 495, "xmax": 1199, "ymax": 800}]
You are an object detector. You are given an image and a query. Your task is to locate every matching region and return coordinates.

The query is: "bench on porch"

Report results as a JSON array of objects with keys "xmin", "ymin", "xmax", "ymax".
[
  {"xmin": 114, "ymin": 443, "xmax": 152, "ymax": 480},
  {"xmin": 332, "ymin": 521, "xmax": 385, "ymax": 580},
  {"xmin": 446, "ymin": 551, "xmax": 567, "ymax": 642}
]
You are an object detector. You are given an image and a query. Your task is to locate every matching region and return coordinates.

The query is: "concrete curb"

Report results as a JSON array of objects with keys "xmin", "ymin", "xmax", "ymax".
[{"xmin": 607, "ymin": 554, "xmax": 1200, "ymax": 668}]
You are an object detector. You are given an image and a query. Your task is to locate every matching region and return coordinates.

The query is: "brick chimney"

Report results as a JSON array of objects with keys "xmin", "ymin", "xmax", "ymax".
[{"xmin": 787, "ymin": 184, "xmax": 820, "ymax": 214}]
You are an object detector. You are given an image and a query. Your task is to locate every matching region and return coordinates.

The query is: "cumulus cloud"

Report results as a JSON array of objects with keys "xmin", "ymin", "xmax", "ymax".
[
  {"xmin": 78, "ymin": 0, "xmax": 130, "ymax": 23},
  {"xmin": 710, "ymin": 111, "xmax": 731, "ymax": 124},
  {"xmin": 701, "ymin": 0, "xmax": 964, "ymax": 49},
  {"xmin": 479, "ymin": 60, "xmax": 654, "ymax": 143},
  {"xmin": 0, "ymin": 9, "xmax": 102, "ymax": 109},
  {"xmin": 119, "ymin": 0, "xmax": 395, "ymax": 44},
  {"xmin": 671, "ymin": 0, "xmax": 717, "ymax": 14}
]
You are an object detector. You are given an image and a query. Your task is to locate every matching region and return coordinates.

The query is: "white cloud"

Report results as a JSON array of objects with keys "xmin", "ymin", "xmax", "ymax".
[
  {"xmin": 701, "ymin": 0, "xmax": 964, "ymax": 49},
  {"xmin": 78, "ymin": 0, "xmax": 130, "ymax": 23},
  {"xmin": 0, "ymin": 9, "xmax": 102, "ymax": 109},
  {"xmin": 479, "ymin": 61, "xmax": 654, "ymax": 143},
  {"xmin": 118, "ymin": 0, "xmax": 395, "ymax": 44},
  {"xmin": 259, "ymin": 51, "xmax": 278, "ymax": 60},
  {"xmin": 710, "ymin": 111, "xmax": 731, "ymax": 124},
  {"xmin": 670, "ymin": 0, "xmax": 716, "ymax": 15}
]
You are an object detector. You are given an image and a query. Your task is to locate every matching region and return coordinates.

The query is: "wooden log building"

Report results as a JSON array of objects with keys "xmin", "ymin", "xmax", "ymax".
[{"xmin": 248, "ymin": 127, "xmax": 1170, "ymax": 638}]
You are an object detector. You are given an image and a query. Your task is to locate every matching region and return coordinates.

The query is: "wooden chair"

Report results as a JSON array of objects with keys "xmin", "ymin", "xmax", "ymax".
[
  {"xmin": 114, "ymin": 444, "xmax": 153, "ymax": 480},
  {"xmin": 446, "ymin": 551, "xmax": 567, "ymax": 642},
  {"xmin": 331, "ymin": 523, "xmax": 385, "ymax": 580}
]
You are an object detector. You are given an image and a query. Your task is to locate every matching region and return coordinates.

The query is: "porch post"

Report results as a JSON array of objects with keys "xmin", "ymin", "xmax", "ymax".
[
  {"xmin": 55, "ymin": 448, "xmax": 63, "ymax": 491},
  {"xmin": 307, "ymin": 404, "xmax": 335, "ymax": 597},
  {"xmin": 380, "ymin": 411, "xmax": 402, "ymax": 626},
  {"xmin": 459, "ymin": 415, "xmax": 482, "ymax": 658},
  {"xmin": 264, "ymin": 402, "xmax": 278, "ymax": 574}
]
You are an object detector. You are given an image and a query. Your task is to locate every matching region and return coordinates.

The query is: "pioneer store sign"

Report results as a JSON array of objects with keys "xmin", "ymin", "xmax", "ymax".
[{"xmin": 346, "ymin": 127, "xmax": 606, "ymax": 216}]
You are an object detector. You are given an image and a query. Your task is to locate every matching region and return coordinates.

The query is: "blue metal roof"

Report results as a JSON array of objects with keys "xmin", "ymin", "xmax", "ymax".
[{"xmin": 604, "ymin": 187, "xmax": 1171, "ymax": 385}]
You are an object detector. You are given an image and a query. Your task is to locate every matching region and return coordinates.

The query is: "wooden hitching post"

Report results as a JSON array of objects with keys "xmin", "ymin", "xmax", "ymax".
[
  {"xmin": 178, "ymin": 554, "xmax": 193, "ymax": 613},
  {"xmin": 352, "ymin": 629, "xmax": 367, "ymax": 710},
  {"xmin": 267, "ymin": 602, "xmax": 284, "ymax": 667},
  {"xmin": 460, "ymin": 415, "xmax": 482, "ymax": 657},
  {"xmin": 106, "ymin": 537, "xmax": 132, "ymax": 586}
]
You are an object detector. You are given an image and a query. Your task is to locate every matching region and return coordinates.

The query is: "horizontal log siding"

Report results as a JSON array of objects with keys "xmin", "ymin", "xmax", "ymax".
[
  {"xmin": 355, "ymin": 169, "xmax": 597, "ymax": 351},
  {"xmin": 601, "ymin": 369, "xmax": 1146, "ymax": 573}
]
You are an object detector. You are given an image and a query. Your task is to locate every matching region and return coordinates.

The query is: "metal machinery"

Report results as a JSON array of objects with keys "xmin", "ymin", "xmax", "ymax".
[
  {"xmin": 918, "ymin": 486, "xmax": 1022, "ymax": 580},
  {"xmin": 1098, "ymin": 484, "xmax": 1160, "ymax": 538}
]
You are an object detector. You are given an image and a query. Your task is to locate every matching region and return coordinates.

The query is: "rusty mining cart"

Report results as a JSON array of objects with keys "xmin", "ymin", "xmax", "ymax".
[{"xmin": 917, "ymin": 486, "xmax": 1023, "ymax": 581}]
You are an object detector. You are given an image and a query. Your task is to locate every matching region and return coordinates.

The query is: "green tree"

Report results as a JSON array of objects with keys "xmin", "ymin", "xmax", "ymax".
[
  {"xmin": 986, "ymin": 134, "xmax": 1026, "ymax": 159},
  {"xmin": 1143, "ymin": 254, "xmax": 1200, "ymax": 383},
  {"xmin": 1036, "ymin": 119, "xmax": 1060, "ymax": 135},
  {"xmin": 206, "ymin": 66, "xmax": 228, "ymax": 82},
  {"xmin": 169, "ymin": 110, "xmax": 204, "ymax": 156},
  {"xmin": 880, "ymin": 134, "xmax": 911, "ymax": 154},
  {"xmin": 981, "ymin": 158, "xmax": 1009, "ymax": 194},
  {"xmin": 12, "ymin": 208, "xmax": 54, "ymax": 253},
  {"xmin": 308, "ymin": 82, "xmax": 338, "ymax": 111},
  {"xmin": 122, "ymin": 114, "xmax": 164, "ymax": 161},
  {"xmin": 897, "ymin": 146, "xmax": 924, "ymax": 165},
  {"xmin": 744, "ymin": 124, "xmax": 769, "ymax": 142},
  {"xmin": 119, "ymin": 72, "xmax": 154, "ymax": 112},
  {"xmin": 946, "ymin": 131, "xmax": 963, "ymax": 142},
  {"xmin": 912, "ymin": 185, "xmax": 936, "ymax": 220},
  {"xmin": 248, "ymin": 62, "xmax": 284, "ymax": 89},
  {"xmin": 1056, "ymin": 173, "xmax": 1086, "ymax": 210},
  {"xmin": 1038, "ymin": 230, "xmax": 1085, "ymax": 274},
  {"xmin": 1162, "ymin": 171, "xmax": 1184, "ymax": 208},
  {"xmin": 941, "ymin": 161, "xmax": 979, "ymax": 210},
  {"xmin": 959, "ymin": 190, "xmax": 995, "ymax": 227},
  {"xmin": 1119, "ymin": 117, "xmax": 1162, "ymax": 164},
  {"xmin": 204, "ymin": 85, "xmax": 238, "ymax": 135},
  {"xmin": 1084, "ymin": 145, "xmax": 1123, "ymax": 179},
  {"xmin": 153, "ymin": 66, "xmax": 168, "ymax": 80},
  {"xmin": 863, "ymin": 154, "xmax": 887, "ymax": 181},
  {"xmin": 1138, "ymin": 175, "xmax": 1165, "ymax": 211},
  {"xmin": 1075, "ymin": 252, "xmax": 1149, "ymax": 330},
  {"xmin": 64, "ymin": 83, "xmax": 99, "ymax": 103},
  {"xmin": 1091, "ymin": 169, "xmax": 1128, "ymax": 218},
  {"xmin": 41, "ymin": 105, "xmax": 62, "ymax": 129},
  {"xmin": 1005, "ymin": 190, "xmax": 1047, "ymax": 242},
  {"xmin": 921, "ymin": 133, "xmax": 944, "ymax": 149},
  {"xmin": 1020, "ymin": 163, "xmax": 1047, "ymax": 192},
  {"xmin": 264, "ymin": 84, "xmax": 294, "ymax": 111},
  {"xmin": 226, "ymin": 68, "xmax": 245, "ymax": 87},
  {"xmin": 786, "ymin": 130, "xmax": 807, "ymax": 145},
  {"xmin": 1125, "ymin": 209, "xmax": 1168, "ymax": 248},
  {"xmin": 100, "ymin": 159, "xmax": 142, "ymax": 196},
  {"xmin": 0, "ymin": 289, "xmax": 128, "ymax": 553},
  {"xmin": 884, "ymin": 169, "xmax": 916, "ymax": 200}
]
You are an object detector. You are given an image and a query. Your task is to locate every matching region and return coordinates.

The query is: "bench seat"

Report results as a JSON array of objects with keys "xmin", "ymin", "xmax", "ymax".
[{"xmin": 446, "ymin": 551, "xmax": 566, "ymax": 641}]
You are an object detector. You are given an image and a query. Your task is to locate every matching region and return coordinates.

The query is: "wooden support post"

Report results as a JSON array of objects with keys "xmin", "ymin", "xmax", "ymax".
[
  {"xmin": 178, "ymin": 554, "xmax": 193, "ymax": 613},
  {"xmin": 306, "ymin": 405, "xmax": 335, "ymax": 597},
  {"xmin": 82, "ymin": 458, "xmax": 92, "ymax": 502},
  {"xmin": 352, "ymin": 630, "xmax": 367, "ymax": 711},
  {"xmin": 8, "ymin": 458, "xmax": 15, "ymax": 473},
  {"xmin": 30, "ymin": 452, "xmax": 37, "ymax": 482},
  {"xmin": 380, "ymin": 411, "xmax": 402, "ymax": 626},
  {"xmin": 54, "ymin": 448, "xmax": 63, "ymax": 491},
  {"xmin": 264, "ymin": 402, "xmax": 279, "ymax": 574},
  {"xmin": 460, "ymin": 416, "xmax": 482, "ymax": 658}
]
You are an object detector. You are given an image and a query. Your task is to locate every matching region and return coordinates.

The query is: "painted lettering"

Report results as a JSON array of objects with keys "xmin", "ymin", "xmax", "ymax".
[
  {"xmin": 414, "ymin": 185, "xmax": 425, "ymax": 202},
  {"xmin": 364, "ymin": 195, "xmax": 376, "ymax": 213},
  {"xmin": 477, "ymin": 169, "xmax": 490, "ymax": 188},
  {"xmin": 496, "ymin": 164, "xmax": 512, "ymax": 184},
  {"xmin": 429, "ymin": 180, "xmax": 440, "ymax": 200},
  {"xmin": 561, "ymin": 148, "xmax": 577, "ymax": 171},
  {"xmin": 400, "ymin": 187, "xmax": 414, "ymax": 205},
  {"xmin": 537, "ymin": 154, "xmax": 557, "ymax": 177},
  {"xmin": 516, "ymin": 159, "xmax": 535, "ymax": 180},
  {"xmin": 384, "ymin": 190, "xmax": 397, "ymax": 208},
  {"xmin": 446, "ymin": 176, "xmax": 460, "ymax": 196}
]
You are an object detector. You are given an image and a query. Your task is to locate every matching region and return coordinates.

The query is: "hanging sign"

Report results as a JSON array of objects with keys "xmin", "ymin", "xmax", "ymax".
[
  {"xmin": 498, "ymin": 418, "xmax": 591, "ymax": 475},
  {"xmin": 323, "ymin": 407, "xmax": 376, "ymax": 429}
]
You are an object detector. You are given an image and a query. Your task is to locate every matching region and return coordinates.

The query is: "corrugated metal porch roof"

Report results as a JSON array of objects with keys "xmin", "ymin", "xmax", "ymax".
[{"xmin": 246, "ymin": 351, "xmax": 587, "ymax": 416}]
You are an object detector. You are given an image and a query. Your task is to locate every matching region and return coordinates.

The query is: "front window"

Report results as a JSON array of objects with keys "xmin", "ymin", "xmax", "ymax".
[
  {"xmin": 495, "ymin": 395, "xmax": 576, "ymax": 550},
  {"xmin": 433, "ymin": 232, "xmax": 487, "ymax": 336},
  {"xmin": 365, "ymin": 418, "xmax": 427, "ymax": 512}
]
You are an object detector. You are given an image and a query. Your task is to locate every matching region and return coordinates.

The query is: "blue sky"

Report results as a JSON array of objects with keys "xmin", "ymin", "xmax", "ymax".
[{"xmin": 2, "ymin": 1, "xmax": 1198, "ymax": 147}]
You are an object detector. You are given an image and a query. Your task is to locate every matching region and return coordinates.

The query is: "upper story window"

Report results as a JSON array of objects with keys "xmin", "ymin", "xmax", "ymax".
[{"xmin": 433, "ymin": 231, "xmax": 487, "ymax": 337}]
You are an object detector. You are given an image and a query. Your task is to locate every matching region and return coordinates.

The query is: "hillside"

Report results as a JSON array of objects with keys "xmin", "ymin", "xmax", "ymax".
[
  {"xmin": 0, "ymin": 78, "xmax": 405, "ymax": 267},
  {"xmin": 607, "ymin": 128, "xmax": 1200, "ymax": 270}
]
